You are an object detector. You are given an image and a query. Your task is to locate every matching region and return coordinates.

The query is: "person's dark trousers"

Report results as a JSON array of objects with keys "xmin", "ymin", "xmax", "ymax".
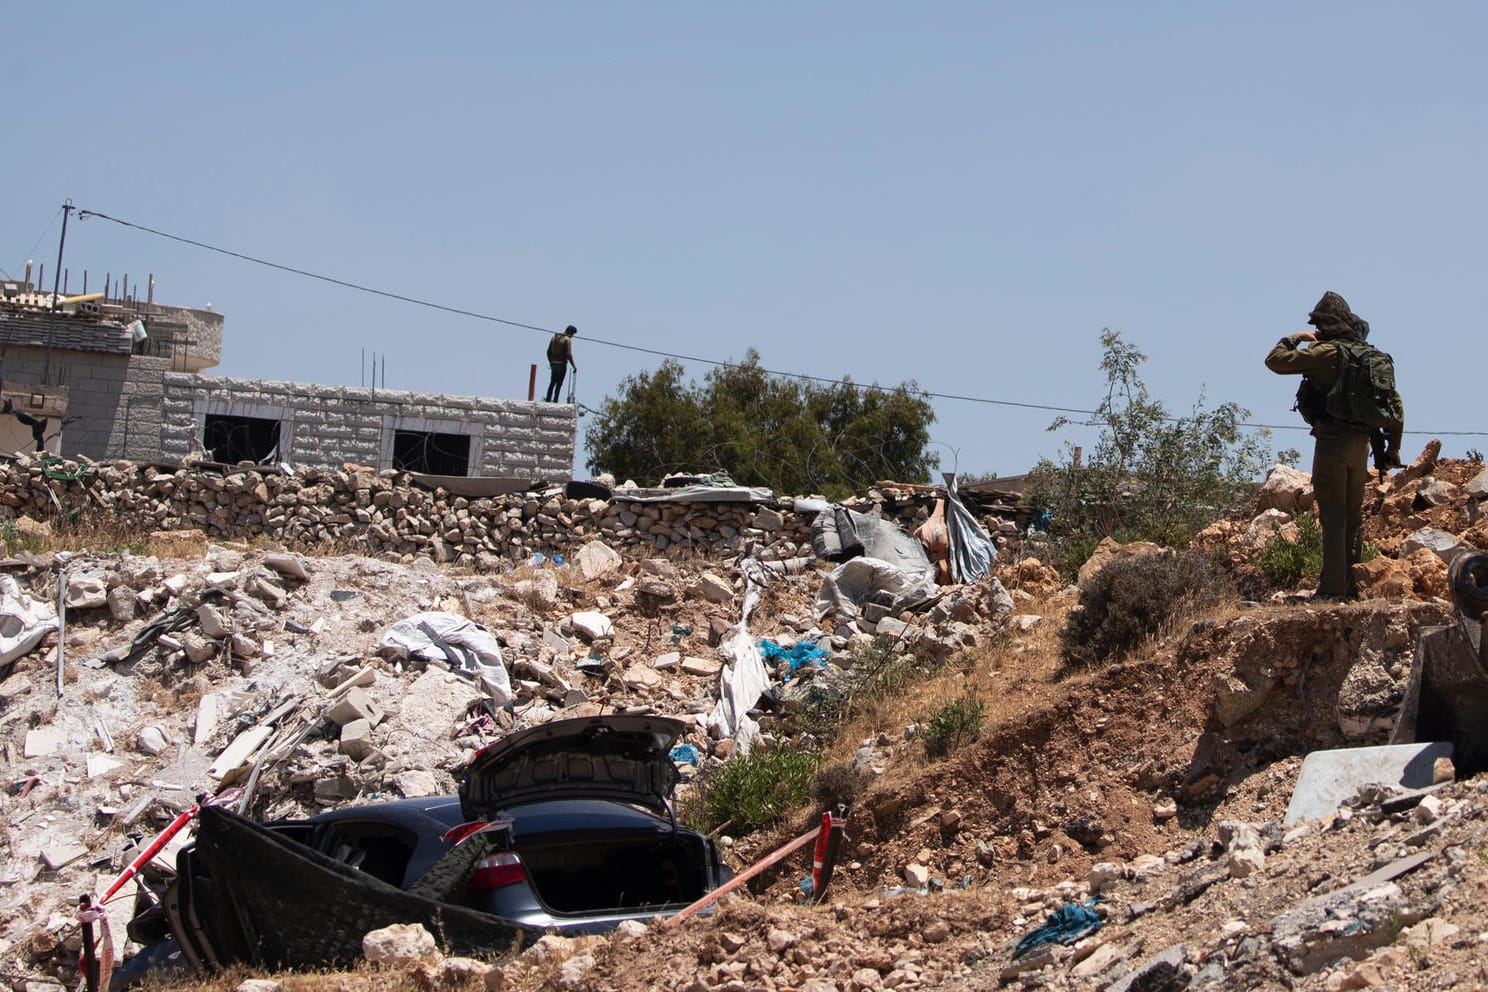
[
  {"xmin": 1311, "ymin": 430, "xmax": 1370, "ymax": 597},
  {"xmin": 545, "ymin": 362, "xmax": 567, "ymax": 402}
]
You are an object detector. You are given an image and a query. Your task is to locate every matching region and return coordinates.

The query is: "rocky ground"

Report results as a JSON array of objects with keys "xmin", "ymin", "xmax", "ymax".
[{"xmin": 2, "ymin": 451, "xmax": 1487, "ymax": 992}]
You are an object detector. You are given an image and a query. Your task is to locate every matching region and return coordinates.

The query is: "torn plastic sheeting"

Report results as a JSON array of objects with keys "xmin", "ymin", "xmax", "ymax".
[
  {"xmin": 759, "ymin": 639, "xmax": 828, "ymax": 678},
  {"xmin": 814, "ymin": 556, "xmax": 939, "ymax": 622},
  {"xmin": 811, "ymin": 506, "xmax": 933, "ymax": 574},
  {"xmin": 706, "ymin": 557, "xmax": 772, "ymax": 755},
  {"xmin": 379, "ymin": 612, "xmax": 512, "ymax": 706},
  {"xmin": 0, "ymin": 574, "xmax": 59, "ymax": 667},
  {"xmin": 944, "ymin": 474, "xmax": 998, "ymax": 584}
]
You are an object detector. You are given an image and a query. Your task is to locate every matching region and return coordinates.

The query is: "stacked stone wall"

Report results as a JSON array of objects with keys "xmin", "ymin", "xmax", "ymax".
[{"xmin": 0, "ymin": 455, "xmax": 1015, "ymax": 567}]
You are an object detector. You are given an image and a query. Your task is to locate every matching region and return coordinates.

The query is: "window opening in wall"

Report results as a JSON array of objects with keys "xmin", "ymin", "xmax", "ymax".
[
  {"xmin": 392, "ymin": 430, "xmax": 471, "ymax": 475},
  {"xmin": 203, "ymin": 414, "xmax": 281, "ymax": 465}
]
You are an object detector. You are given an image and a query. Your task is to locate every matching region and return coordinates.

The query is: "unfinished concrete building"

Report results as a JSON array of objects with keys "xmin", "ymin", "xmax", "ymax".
[{"xmin": 0, "ymin": 272, "xmax": 575, "ymax": 478}]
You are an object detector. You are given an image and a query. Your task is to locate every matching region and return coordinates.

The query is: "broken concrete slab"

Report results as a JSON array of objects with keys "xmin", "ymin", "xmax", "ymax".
[
  {"xmin": 209, "ymin": 725, "xmax": 274, "ymax": 783},
  {"xmin": 23, "ymin": 727, "xmax": 63, "ymax": 757},
  {"xmin": 86, "ymin": 754, "xmax": 123, "ymax": 779},
  {"xmin": 194, "ymin": 694, "xmax": 220, "ymax": 746},
  {"xmin": 1284, "ymin": 741, "xmax": 1453, "ymax": 825},
  {"xmin": 40, "ymin": 838, "xmax": 89, "ymax": 871}
]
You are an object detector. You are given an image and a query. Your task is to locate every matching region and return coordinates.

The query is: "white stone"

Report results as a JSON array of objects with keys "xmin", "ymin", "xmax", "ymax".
[
  {"xmin": 693, "ymin": 572, "xmax": 734, "ymax": 604},
  {"xmin": 1414, "ymin": 793, "xmax": 1445, "ymax": 823},
  {"xmin": 363, "ymin": 922, "xmax": 441, "ymax": 965},
  {"xmin": 64, "ymin": 574, "xmax": 108, "ymax": 610},
  {"xmin": 570, "ymin": 611, "xmax": 614, "ymax": 640},
  {"xmin": 1089, "ymin": 862, "xmax": 1122, "ymax": 890},
  {"xmin": 574, "ymin": 541, "xmax": 622, "ymax": 581},
  {"xmin": 680, "ymin": 656, "xmax": 722, "ymax": 677},
  {"xmin": 236, "ymin": 980, "xmax": 282, "ymax": 992},
  {"xmin": 1256, "ymin": 463, "xmax": 1314, "ymax": 514},
  {"xmin": 136, "ymin": 726, "xmax": 169, "ymax": 756},
  {"xmin": 392, "ymin": 769, "xmax": 440, "ymax": 797},
  {"xmin": 557, "ymin": 953, "xmax": 595, "ymax": 989}
]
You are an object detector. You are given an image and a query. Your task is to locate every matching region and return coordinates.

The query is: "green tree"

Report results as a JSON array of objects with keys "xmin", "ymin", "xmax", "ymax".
[
  {"xmin": 1028, "ymin": 330, "xmax": 1272, "ymax": 555},
  {"xmin": 585, "ymin": 350, "xmax": 938, "ymax": 497}
]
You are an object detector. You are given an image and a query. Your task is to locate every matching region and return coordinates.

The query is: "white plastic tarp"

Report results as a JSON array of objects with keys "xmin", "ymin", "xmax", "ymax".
[
  {"xmin": 705, "ymin": 558, "xmax": 771, "ymax": 755},
  {"xmin": 814, "ymin": 556, "xmax": 939, "ymax": 622},
  {"xmin": 0, "ymin": 574, "xmax": 59, "ymax": 667},
  {"xmin": 379, "ymin": 612, "xmax": 513, "ymax": 707}
]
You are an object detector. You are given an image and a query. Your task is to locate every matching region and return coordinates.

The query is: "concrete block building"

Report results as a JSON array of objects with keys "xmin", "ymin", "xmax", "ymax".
[{"xmin": 0, "ymin": 276, "xmax": 575, "ymax": 477}]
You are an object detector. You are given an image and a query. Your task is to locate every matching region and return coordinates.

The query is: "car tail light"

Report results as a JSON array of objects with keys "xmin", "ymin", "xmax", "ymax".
[
  {"xmin": 468, "ymin": 852, "xmax": 527, "ymax": 892},
  {"xmin": 441, "ymin": 821, "xmax": 490, "ymax": 845}
]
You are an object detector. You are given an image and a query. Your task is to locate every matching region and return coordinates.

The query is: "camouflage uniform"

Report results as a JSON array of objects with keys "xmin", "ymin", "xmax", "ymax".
[{"xmin": 1265, "ymin": 291, "xmax": 1402, "ymax": 599}]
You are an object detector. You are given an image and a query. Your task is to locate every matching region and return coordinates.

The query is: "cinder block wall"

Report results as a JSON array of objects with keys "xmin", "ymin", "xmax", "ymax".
[
  {"xmin": 161, "ymin": 374, "xmax": 576, "ymax": 477},
  {"xmin": 0, "ymin": 345, "xmax": 167, "ymax": 462}
]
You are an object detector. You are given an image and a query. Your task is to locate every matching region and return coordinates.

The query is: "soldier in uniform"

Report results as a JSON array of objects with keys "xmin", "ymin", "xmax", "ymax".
[{"xmin": 1265, "ymin": 291, "xmax": 1403, "ymax": 599}]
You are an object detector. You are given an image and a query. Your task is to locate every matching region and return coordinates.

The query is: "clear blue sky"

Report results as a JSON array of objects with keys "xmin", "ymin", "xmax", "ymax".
[{"xmin": 6, "ymin": 3, "xmax": 1486, "ymax": 482}]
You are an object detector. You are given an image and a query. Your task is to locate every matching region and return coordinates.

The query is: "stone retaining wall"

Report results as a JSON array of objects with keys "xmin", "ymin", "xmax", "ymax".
[{"xmin": 0, "ymin": 454, "xmax": 1017, "ymax": 566}]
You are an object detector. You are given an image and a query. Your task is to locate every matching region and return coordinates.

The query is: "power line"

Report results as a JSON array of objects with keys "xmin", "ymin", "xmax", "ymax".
[
  {"xmin": 74, "ymin": 207, "xmax": 1483, "ymax": 439},
  {"xmin": 5, "ymin": 204, "xmax": 63, "ymax": 281}
]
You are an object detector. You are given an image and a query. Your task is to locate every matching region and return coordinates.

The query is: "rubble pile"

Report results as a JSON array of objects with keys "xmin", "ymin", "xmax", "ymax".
[
  {"xmin": 0, "ymin": 516, "xmax": 1018, "ymax": 981},
  {"xmin": 452, "ymin": 772, "xmax": 1488, "ymax": 991},
  {"xmin": 3, "ymin": 452, "xmax": 1488, "ymax": 992}
]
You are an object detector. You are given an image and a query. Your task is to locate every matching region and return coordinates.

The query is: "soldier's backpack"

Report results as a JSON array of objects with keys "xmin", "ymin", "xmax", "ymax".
[{"xmin": 1296, "ymin": 339, "xmax": 1403, "ymax": 430}]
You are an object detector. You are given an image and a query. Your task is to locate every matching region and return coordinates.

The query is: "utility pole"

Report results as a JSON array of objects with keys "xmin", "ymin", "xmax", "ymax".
[{"xmin": 43, "ymin": 200, "xmax": 74, "ymax": 384}]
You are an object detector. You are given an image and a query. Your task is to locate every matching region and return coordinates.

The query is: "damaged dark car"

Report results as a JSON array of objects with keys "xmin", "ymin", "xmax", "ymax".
[{"xmin": 120, "ymin": 715, "xmax": 731, "ymax": 982}]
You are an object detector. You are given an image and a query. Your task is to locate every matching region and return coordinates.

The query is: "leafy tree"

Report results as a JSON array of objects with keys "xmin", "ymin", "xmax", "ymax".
[
  {"xmin": 585, "ymin": 350, "xmax": 937, "ymax": 497},
  {"xmin": 1028, "ymin": 330, "xmax": 1272, "ymax": 556}
]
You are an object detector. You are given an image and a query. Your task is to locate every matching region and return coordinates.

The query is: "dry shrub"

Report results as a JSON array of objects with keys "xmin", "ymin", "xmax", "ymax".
[{"xmin": 1060, "ymin": 550, "xmax": 1234, "ymax": 669}]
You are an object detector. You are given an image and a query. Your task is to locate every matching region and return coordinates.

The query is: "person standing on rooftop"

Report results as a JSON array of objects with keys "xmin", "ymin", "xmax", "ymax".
[{"xmin": 545, "ymin": 325, "xmax": 578, "ymax": 403}]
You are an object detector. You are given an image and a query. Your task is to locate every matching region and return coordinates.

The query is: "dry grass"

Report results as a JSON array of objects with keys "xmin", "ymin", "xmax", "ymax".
[
  {"xmin": 1, "ymin": 510, "xmax": 151, "ymax": 556},
  {"xmin": 818, "ymin": 595, "xmax": 1075, "ymax": 770}
]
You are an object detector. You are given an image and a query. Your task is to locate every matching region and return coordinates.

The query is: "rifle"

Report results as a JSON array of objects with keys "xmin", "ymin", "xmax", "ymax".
[{"xmin": 1370, "ymin": 429, "xmax": 1401, "ymax": 482}]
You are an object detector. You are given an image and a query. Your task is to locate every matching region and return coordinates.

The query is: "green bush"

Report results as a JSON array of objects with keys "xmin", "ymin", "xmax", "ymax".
[
  {"xmin": 1061, "ymin": 550, "xmax": 1234, "ymax": 668},
  {"xmin": 1027, "ymin": 330, "xmax": 1272, "ymax": 552},
  {"xmin": 1255, "ymin": 514, "xmax": 1323, "ymax": 588},
  {"xmin": 692, "ymin": 744, "xmax": 821, "ymax": 834},
  {"xmin": 922, "ymin": 695, "xmax": 985, "ymax": 758}
]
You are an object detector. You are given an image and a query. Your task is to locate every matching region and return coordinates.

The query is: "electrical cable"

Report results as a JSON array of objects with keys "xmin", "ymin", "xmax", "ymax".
[
  {"xmin": 5, "ymin": 204, "xmax": 64, "ymax": 282},
  {"xmin": 73, "ymin": 207, "xmax": 1484, "ymax": 439}
]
